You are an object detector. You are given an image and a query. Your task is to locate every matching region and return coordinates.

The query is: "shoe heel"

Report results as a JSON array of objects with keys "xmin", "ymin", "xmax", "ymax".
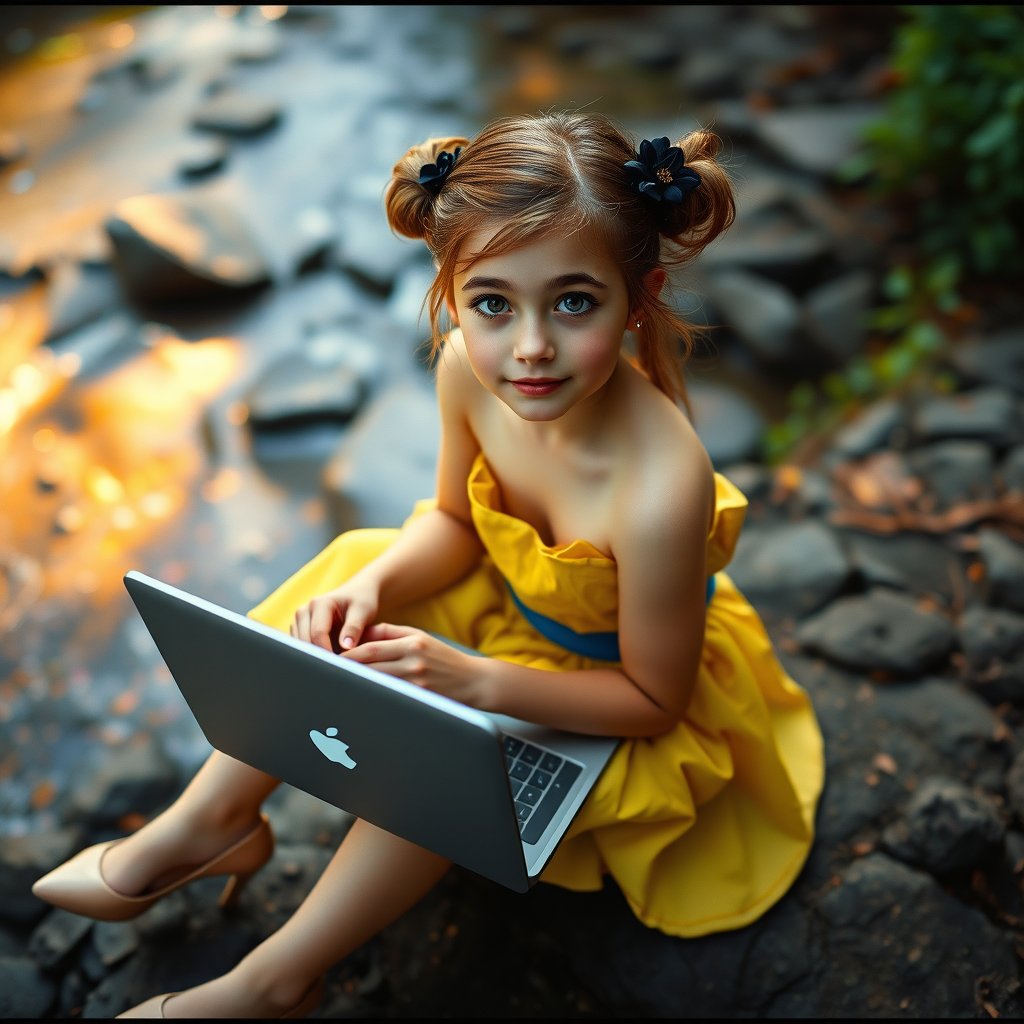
[{"xmin": 218, "ymin": 871, "xmax": 254, "ymax": 909}]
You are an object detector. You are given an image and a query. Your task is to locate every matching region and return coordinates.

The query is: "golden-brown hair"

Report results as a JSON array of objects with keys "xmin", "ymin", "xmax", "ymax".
[{"xmin": 384, "ymin": 112, "xmax": 735, "ymax": 416}]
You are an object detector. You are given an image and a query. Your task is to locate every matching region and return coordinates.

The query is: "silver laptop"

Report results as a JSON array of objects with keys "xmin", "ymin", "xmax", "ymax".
[{"xmin": 123, "ymin": 570, "xmax": 620, "ymax": 893}]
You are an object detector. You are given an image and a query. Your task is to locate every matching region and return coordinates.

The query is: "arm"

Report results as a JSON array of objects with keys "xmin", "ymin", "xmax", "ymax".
[
  {"xmin": 296, "ymin": 335, "xmax": 483, "ymax": 650},
  {"xmin": 478, "ymin": 455, "xmax": 715, "ymax": 737}
]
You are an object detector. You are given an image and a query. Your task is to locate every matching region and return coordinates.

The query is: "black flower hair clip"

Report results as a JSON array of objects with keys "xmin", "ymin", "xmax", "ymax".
[
  {"xmin": 418, "ymin": 147, "xmax": 461, "ymax": 196},
  {"xmin": 624, "ymin": 137, "xmax": 700, "ymax": 204}
]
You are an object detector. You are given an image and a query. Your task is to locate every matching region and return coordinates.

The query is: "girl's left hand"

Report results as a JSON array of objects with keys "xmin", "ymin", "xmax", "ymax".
[{"xmin": 341, "ymin": 623, "xmax": 486, "ymax": 708}]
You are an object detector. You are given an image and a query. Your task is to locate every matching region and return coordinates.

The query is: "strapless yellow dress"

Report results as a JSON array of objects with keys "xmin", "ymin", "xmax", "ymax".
[{"xmin": 248, "ymin": 453, "xmax": 825, "ymax": 937}]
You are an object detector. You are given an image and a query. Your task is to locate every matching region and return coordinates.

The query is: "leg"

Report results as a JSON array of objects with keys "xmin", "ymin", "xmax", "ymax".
[
  {"xmin": 141, "ymin": 818, "xmax": 451, "ymax": 1017},
  {"xmin": 102, "ymin": 750, "xmax": 279, "ymax": 895}
]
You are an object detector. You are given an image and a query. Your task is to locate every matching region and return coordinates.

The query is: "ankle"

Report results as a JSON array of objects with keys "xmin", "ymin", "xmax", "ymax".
[{"xmin": 235, "ymin": 953, "xmax": 319, "ymax": 1013}]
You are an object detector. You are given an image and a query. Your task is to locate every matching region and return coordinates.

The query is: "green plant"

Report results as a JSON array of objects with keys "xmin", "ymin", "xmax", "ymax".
[{"xmin": 764, "ymin": 5, "xmax": 1023, "ymax": 464}]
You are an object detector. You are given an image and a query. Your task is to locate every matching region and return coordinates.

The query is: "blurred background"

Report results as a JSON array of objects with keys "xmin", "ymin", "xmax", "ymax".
[{"xmin": 0, "ymin": 3, "xmax": 1021, "ymax": 843}]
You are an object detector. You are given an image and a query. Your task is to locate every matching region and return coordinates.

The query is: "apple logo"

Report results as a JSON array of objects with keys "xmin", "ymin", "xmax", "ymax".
[{"xmin": 309, "ymin": 726, "xmax": 357, "ymax": 769}]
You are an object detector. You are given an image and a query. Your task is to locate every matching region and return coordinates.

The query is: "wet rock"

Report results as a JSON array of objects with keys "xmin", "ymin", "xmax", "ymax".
[
  {"xmin": 912, "ymin": 387, "xmax": 1023, "ymax": 449},
  {"xmin": 698, "ymin": 204, "xmax": 833, "ymax": 287},
  {"xmin": 245, "ymin": 349, "xmax": 366, "ymax": 430},
  {"xmin": 322, "ymin": 380, "xmax": 440, "ymax": 531},
  {"xmin": 948, "ymin": 326, "xmax": 1024, "ymax": 396},
  {"xmin": 42, "ymin": 260, "xmax": 123, "ymax": 342},
  {"xmin": 802, "ymin": 268, "xmax": 875, "ymax": 362},
  {"xmin": 68, "ymin": 734, "xmax": 179, "ymax": 827},
  {"xmin": 0, "ymin": 955, "xmax": 56, "ymax": 1018},
  {"xmin": 0, "ymin": 828, "xmax": 80, "ymax": 925},
  {"xmin": 191, "ymin": 89, "xmax": 283, "ymax": 136},
  {"xmin": 795, "ymin": 587, "xmax": 956, "ymax": 676},
  {"xmin": 105, "ymin": 192, "xmax": 272, "ymax": 306},
  {"xmin": 1005, "ymin": 752, "xmax": 1024, "ymax": 825},
  {"xmin": 751, "ymin": 104, "xmax": 882, "ymax": 178},
  {"xmin": 728, "ymin": 519, "xmax": 852, "ymax": 619},
  {"xmin": 703, "ymin": 268, "xmax": 804, "ymax": 364},
  {"xmin": 880, "ymin": 777, "xmax": 1005, "ymax": 874},
  {"xmin": 44, "ymin": 312, "xmax": 141, "ymax": 386},
  {"xmin": 0, "ymin": 130, "xmax": 27, "ymax": 166},
  {"xmin": 689, "ymin": 380, "xmax": 765, "ymax": 467},
  {"xmin": 332, "ymin": 200, "xmax": 423, "ymax": 294},
  {"xmin": 813, "ymin": 852, "xmax": 1020, "ymax": 1018},
  {"xmin": 178, "ymin": 134, "xmax": 230, "ymax": 178},
  {"xmin": 27, "ymin": 908, "xmax": 93, "ymax": 971},
  {"xmin": 979, "ymin": 528, "xmax": 1024, "ymax": 614},
  {"xmin": 386, "ymin": 260, "xmax": 442, "ymax": 339},
  {"xmin": 958, "ymin": 605, "xmax": 1024, "ymax": 707},
  {"xmin": 999, "ymin": 445, "xmax": 1024, "ymax": 494},
  {"xmin": 677, "ymin": 50, "xmax": 742, "ymax": 100},
  {"xmin": 828, "ymin": 397, "xmax": 908, "ymax": 460},
  {"xmin": 263, "ymin": 785, "xmax": 354, "ymax": 847},
  {"xmin": 906, "ymin": 440, "xmax": 997, "ymax": 513}
]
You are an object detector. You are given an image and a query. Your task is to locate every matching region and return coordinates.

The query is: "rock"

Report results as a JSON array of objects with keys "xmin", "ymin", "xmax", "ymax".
[
  {"xmin": 703, "ymin": 268, "xmax": 804, "ymax": 364},
  {"xmin": 801, "ymin": 269, "xmax": 875, "ymax": 362},
  {"xmin": 978, "ymin": 529, "xmax": 1024, "ymax": 614},
  {"xmin": 1005, "ymin": 751, "xmax": 1024, "ymax": 825},
  {"xmin": 958, "ymin": 605, "xmax": 1024, "ymax": 707},
  {"xmin": 27, "ymin": 909, "xmax": 94, "ymax": 970},
  {"xmin": 751, "ymin": 104, "xmax": 883, "ymax": 178},
  {"xmin": 105, "ymin": 193, "xmax": 273, "ymax": 306},
  {"xmin": 906, "ymin": 440, "xmax": 997, "ymax": 513},
  {"xmin": 812, "ymin": 852, "xmax": 1020, "ymax": 1017},
  {"xmin": 178, "ymin": 135, "xmax": 230, "ymax": 179},
  {"xmin": 0, "ymin": 955, "xmax": 56, "ymax": 1018},
  {"xmin": 912, "ymin": 387, "xmax": 1023, "ymax": 449},
  {"xmin": 322, "ymin": 381, "xmax": 440, "ymax": 530},
  {"xmin": 191, "ymin": 90, "xmax": 283, "ymax": 136},
  {"xmin": 795, "ymin": 588, "xmax": 956, "ymax": 677},
  {"xmin": 42, "ymin": 260, "xmax": 122, "ymax": 342},
  {"xmin": 999, "ymin": 445, "xmax": 1024, "ymax": 494},
  {"xmin": 43, "ymin": 313, "xmax": 139, "ymax": 383},
  {"xmin": 728, "ymin": 519, "xmax": 852, "ymax": 620},
  {"xmin": 948, "ymin": 326, "xmax": 1024, "ymax": 396},
  {"xmin": 880, "ymin": 777, "xmax": 1005, "ymax": 874},
  {"xmin": 332, "ymin": 201, "xmax": 423, "ymax": 294},
  {"xmin": 0, "ymin": 829, "xmax": 81, "ymax": 925},
  {"xmin": 689, "ymin": 380, "xmax": 765, "ymax": 467},
  {"xmin": 68, "ymin": 735, "xmax": 180, "ymax": 827}
]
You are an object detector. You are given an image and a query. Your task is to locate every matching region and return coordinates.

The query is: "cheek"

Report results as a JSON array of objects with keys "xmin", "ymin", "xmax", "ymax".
[{"xmin": 571, "ymin": 330, "xmax": 623, "ymax": 375}]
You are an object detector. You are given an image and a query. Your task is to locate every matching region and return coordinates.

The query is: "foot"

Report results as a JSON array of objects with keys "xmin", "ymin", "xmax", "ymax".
[
  {"xmin": 102, "ymin": 809, "xmax": 264, "ymax": 897},
  {"xmin": 118, "ymin": 965, "xmax": 323, "ymax": 1019}
]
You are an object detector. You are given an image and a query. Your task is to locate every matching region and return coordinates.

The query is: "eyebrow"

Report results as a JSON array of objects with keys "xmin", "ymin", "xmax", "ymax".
[{"xmin": 460, "ymin": 273, "xmax": 608, "ymax": 292}]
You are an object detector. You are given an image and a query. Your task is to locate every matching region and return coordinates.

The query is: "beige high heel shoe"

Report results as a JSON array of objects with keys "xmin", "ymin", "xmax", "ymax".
[
  {"xmin": 116, "ymin": 975, "xmax": 325, "ymax": 1019},
  {"xmin": 31, "ymin": 814, "xmax": 274, "ymax": 921}
]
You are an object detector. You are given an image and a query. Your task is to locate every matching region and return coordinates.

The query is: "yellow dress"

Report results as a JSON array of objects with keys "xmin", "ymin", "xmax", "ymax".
[{"xmin": 248, "ymin": 453, "xmax": 825, "ymax": 938}]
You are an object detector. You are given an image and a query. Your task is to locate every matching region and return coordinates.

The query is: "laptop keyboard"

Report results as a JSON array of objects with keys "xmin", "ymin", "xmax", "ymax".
[{"xmin": 503, "ymin": 734, "xmax": 582, "ymax": 845}]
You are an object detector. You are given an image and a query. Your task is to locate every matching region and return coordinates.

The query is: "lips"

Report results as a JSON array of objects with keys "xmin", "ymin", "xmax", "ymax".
[{"xmin": 509, "ymin": 377, "xmax": 566, "ymax": 396}]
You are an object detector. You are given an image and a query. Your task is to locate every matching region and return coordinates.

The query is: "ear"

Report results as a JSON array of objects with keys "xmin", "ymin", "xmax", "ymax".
[{"xmin": 629, "ymin": 268, "xmax": 667, "ymax": 326}]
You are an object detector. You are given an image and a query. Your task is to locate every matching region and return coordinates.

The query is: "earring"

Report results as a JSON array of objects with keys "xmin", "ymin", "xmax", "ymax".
[{"xmin": 634, "ymin": 320, "xmax": 642, "ymax": 329}]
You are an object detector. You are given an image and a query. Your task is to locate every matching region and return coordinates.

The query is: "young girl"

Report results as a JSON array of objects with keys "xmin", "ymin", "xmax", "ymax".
[{"xmin": 33, "ymin": 111, "xmax": 824, "ymax": 1018}]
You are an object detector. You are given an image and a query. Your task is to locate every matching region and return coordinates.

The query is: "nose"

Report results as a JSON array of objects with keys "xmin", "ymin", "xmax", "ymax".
[{"xmin": 513, "ymin": 318, "xmax": 555, "ymax": 364}]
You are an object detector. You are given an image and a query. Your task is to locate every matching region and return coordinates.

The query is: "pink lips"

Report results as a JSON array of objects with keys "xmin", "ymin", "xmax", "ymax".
[{"xmin": 509, "ymin": 377, "xmax": 566, "ymax": 396}]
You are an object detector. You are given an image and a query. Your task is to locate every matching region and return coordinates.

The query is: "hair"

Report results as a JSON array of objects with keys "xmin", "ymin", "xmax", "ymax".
[{"xmin": 384, "ymin": 111, "xmax": 735, "ymax": 417}]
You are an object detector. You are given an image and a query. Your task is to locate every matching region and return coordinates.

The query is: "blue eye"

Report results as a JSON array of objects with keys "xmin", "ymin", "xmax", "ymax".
[
  {"xmin": 471, "ymin": 296, "xmax": 510, "ymax": 318},
  {"xmin": 557, "ymin": 293, "xmax": 596, "ymax": 315}
]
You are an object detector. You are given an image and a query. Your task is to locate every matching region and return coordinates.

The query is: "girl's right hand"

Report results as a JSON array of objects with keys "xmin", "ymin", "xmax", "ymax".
[{"xmin": 289, "ymin": 578, "xmax": 380, "ymax": 653}]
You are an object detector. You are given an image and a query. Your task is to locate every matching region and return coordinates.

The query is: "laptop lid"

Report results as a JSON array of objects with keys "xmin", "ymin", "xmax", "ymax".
[{"xmin": 123, "ymin": 571, "xmax": 619, "ymax": 892}]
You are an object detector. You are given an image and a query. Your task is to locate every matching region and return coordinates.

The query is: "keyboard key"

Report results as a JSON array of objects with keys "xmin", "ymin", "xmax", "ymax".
[
  {"xmin": 508, "ymin": 780, "xmax": 523, "ymax": 799},
  {"xmin": 510, "ymin": 760, "xmax": 532, "ymax": 782},
  {"xmin": 519, "ymin": 786, "xmax": 541, "ymax": 805},
  {"xmin": 522, "ymin": 761, "xmax": 582, "ymax": 844},
  {"xmin": 519, "ymin": 744, "xmax": 542, "ymax": 765},
  {"xmin": 515, "ymin": 801, "xmax": 533, "ymax": 823},
  {"xmin": 504, "ymin": 736, "xmax": 524, "ymax": 757},
  {"xmin": 539, "ymin": 752, "xmax": 563, "ymax": 774},
  {"xmin": 529, "ymin": 768, "xmax": 551, "ymax": 790}
]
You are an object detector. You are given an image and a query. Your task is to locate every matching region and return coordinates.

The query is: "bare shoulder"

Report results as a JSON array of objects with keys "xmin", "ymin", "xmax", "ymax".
[{"xmin": 610, "ymin": 383, "xmax": 716, "ymax": 556}]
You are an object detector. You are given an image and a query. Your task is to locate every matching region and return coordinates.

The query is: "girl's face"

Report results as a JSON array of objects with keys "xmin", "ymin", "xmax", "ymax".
[{"xmin": 451, "ymin": 225, "xmax": 636, "ymax": 423}]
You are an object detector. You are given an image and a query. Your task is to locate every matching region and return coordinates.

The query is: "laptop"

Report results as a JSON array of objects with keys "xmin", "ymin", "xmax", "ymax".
[{"xmin": 123, "ymin": 570, "xmax": 621, "ymax": 893}]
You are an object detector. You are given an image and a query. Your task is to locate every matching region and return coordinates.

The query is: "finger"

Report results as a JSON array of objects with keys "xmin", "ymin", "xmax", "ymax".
[
  {"xmin": 339, "ymin": 604, "xmax": 374, "ymax": 651},
  {"xmin": 308, "ymin": 601, "xmax": 339, "ymax": 652},
  {"xmin": 292, "ymin": 606, "xmax": 310, "ymax": 642},
  {"xmin": 342, "ymin": 638, "xmax": 409, "ymax": 665},
  {"xmin": 359, "ymin": 622, "xmax": 418, "ymax": 643}
]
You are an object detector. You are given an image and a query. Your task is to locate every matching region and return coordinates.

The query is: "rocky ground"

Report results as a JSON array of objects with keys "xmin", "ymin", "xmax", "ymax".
[{"xmin": 1, "ymin": 4, "xmax": 1023, "ymax": 1018}]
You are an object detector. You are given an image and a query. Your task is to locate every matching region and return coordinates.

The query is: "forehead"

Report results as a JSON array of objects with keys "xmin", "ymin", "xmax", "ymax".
[{"xmin": 456, "ymin": 222, "xmax": 620, "ymax": 285}]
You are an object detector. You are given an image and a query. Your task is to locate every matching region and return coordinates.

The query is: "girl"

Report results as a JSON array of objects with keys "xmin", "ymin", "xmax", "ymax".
[{"xmin": 33, "ymin": 112, "xmax": 824, "ymax": 1018}]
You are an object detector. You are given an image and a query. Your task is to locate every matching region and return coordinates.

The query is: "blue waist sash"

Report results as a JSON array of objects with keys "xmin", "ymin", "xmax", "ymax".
[{"xmin": 506, "ymin": 574, "xmax": 717, "ymax": 663}]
